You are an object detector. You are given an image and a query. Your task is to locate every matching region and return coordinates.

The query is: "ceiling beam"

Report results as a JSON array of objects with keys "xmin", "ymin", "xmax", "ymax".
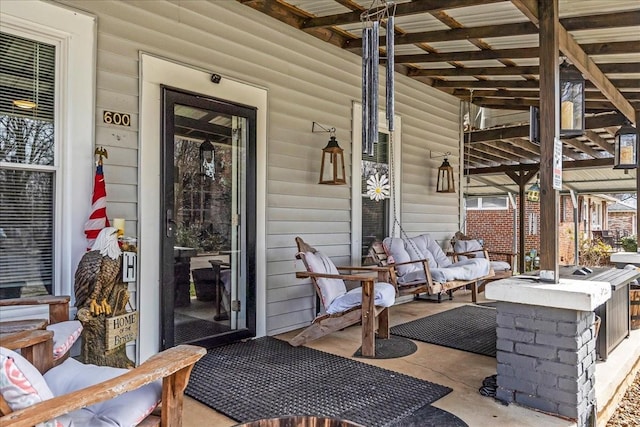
[
  {"xmin": 301, "ymin": 0, "xmax": 505, "ymax": 29},
  {"xmin": 562, "ymin": 138, "xmax": 607, "ymax": 159},
  {"xmin": 409, "ymin": 62, "xmax": 640, "ymax": 77},
  {"xmin": 239, "ymin": 0, "xmax": 352, "ymax": 48},
  {"xmin": 511, "ymin": 0, "xmax": 637, "ymax": 124},
  {"xmin": 468, "ymin": 112, "xmax": 627, "ymax": 143},
  {"xmin": 583, "ymin": 130, "xmax": 615, "ymax": 155},
  {"xmin": 430, "ymin": 78, "xmax": 639, "ymax": 90},
  {"xmin": 452, "ymin": 89, "xmax": 640, "ymax": 100},
  {"xmin": 468, "ymin": 157, "xmax": 615, "ymax": 175},
  {"xmin": 394, "ymin": 41, "xmax": 639, "ymax": 63},
  {"xmin": 346, "ymin": 10, "xmax": 640, "ymax": 49}
]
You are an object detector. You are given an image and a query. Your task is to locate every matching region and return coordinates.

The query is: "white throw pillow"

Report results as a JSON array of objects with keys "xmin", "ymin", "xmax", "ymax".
[{"xmin": 303, "ymin": 251, "xmax": 347, "ymax": 309}]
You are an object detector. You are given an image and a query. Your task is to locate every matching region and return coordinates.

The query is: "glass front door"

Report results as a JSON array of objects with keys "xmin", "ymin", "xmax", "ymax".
[{"xmin": 161, "ymin": 87, "xmax": 256, "ymax": 349}]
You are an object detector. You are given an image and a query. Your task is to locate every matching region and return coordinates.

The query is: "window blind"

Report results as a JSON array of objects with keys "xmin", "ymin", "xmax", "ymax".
[{"xmin": 0, "ymin": 31, "xmax": 56, "ymax": 298}]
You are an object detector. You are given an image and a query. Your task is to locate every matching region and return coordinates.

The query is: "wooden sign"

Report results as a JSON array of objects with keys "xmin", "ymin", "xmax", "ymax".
[{"xmin": 105, "ymin": 311, "xmax": 138, "ymax": 351}]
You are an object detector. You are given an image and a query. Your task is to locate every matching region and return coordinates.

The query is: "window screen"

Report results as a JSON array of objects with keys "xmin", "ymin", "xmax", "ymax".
[{"xmin": 0, "ymin": 32, "xmax": 56, "ymax": 298}]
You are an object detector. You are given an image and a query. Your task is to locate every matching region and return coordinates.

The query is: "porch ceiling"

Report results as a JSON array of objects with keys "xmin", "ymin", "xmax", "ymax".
[{"xmin": 238, "ymin": 0, "xmax": 640, "ymax": 196}]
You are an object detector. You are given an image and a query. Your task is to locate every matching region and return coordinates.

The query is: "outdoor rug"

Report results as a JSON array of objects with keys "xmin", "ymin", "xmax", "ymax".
[
  {"xmin": 353, "ymin": 336, "xmax": 418, "ymax": 359},
  {"xmin": 185, "ymin": 336, "xmax": 453, "ymax": 427},
  {"xmin": 174, "ymin": 313, "xmax": 230, "ymax": 344},
  {"xmin": 390, "ymin": 305, "xmax": 497, "ymax": 357}
]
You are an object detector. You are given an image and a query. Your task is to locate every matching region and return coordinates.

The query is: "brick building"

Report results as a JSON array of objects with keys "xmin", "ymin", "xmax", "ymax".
[{"xmin": 465, "ymin": 194, "xmax": 627, "ymax": 271}]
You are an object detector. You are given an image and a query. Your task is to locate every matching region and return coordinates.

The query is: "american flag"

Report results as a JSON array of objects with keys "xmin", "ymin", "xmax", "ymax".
[{"xmin": 84, "ymin": 163, "xmax": 110, "ymax": 250}]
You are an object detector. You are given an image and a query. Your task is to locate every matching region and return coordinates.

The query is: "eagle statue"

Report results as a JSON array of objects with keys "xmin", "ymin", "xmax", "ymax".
[{"xmin": 74, "ymin": 227, "xmax": 122, "ymax": 316}]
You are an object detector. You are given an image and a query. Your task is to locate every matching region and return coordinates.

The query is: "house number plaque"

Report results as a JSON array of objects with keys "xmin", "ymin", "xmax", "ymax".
[{"xmin": 103, "ymin": 110, "xmax": 131, "ymax": 126}]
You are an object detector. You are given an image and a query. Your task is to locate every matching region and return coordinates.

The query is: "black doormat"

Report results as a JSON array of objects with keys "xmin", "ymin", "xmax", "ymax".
[
  {"xmin": 353, "ymin": 336, "xmax": 417, "ymax": 359},
  {"xmin": 185, "ymin": 336, "xmax": 452, "ymax": 426},
  {"xmin": 174, "ymin": 313, "xmax": 230, "ymax": 344},
  {"xmin": 390, "ymin": 404, "xmax": 468, "ymax": 427},
  {"xmin": 390, "ymin": 305, "xmax": 497, "ymax": 357}
]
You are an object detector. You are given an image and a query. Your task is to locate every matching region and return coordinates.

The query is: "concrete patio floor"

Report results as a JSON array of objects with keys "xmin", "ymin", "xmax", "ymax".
[{"xmin": 182, "ymin": 289, "xmax": 640, "ymax": 427}]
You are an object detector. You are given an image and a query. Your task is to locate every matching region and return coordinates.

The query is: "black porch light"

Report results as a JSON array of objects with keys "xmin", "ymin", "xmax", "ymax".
[
  {"xmin": 319, "ymin": 133, "xmax": 346, "ymax": 185},
  {"xmin": 559, "ymin": 60, "xmax": 585, "ymax": 137},
  {"xmin": 436, "ymin": 156, "xmax": 455, "ymax": 193},
  {"xmin": 526, "ymin": 176, "xmax": 540, "ymax": 202},
  {"xmin": 199, "ymin": 139, "xmax": 215, "ymax": 178},
  {"xmin": 614, "ymin": 121, "xmax": 639, "ymax": 169}
]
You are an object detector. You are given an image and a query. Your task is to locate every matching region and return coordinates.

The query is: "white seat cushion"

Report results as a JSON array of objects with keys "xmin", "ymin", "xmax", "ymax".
[
  {"xmin": 45, "ymin": 358, "xmax": 161, "ymax": 427},
  {"xmin": 326, "ymin": 282, "xmax": 396, "ymax": 314}
]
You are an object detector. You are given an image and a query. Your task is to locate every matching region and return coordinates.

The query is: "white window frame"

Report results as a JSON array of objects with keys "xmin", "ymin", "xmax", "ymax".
[
  {"xmin": 466, "ymin": 196, "xmax": 509, "ymax": 211},
  {"xmin": 351, "ymin": 102, "xmax": 401, "ymax": 265},
  {"xmin": 1, "ymin": 3, "xmax": 96, "ymax": 312}
]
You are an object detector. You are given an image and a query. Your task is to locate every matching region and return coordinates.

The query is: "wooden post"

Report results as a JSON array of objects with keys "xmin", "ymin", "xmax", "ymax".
[
  {"xmin": 360, "ymin": 279, "xmax": 375, "ymax": 358},
  {"xmin": 636, "ymin": 109, "xmax": 640, "ymax": 246},
  {"xmin": 538, "ymin": 0, "xmax": 560, "ymax": 282}
]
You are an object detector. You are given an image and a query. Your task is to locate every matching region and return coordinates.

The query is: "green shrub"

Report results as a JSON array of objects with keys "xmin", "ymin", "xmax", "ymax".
[{"xmin": 621, "ymin": 235, "xmax": 637, "ymax": 252}]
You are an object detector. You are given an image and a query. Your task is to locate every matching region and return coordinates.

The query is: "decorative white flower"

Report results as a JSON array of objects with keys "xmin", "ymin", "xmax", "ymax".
[{"xmin": 366, "ymin": 173, "xmax": 390, "ymax": 202}]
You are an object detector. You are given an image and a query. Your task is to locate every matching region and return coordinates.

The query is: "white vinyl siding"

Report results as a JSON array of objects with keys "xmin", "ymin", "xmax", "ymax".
[{"xmin": 54, "ymin": 0, "xmax": 460, "ymax": 337}]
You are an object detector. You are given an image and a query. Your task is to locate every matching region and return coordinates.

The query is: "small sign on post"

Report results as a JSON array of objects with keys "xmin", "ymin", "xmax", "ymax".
[
  {"xmin": 122, "ymin": 251, "xmax": 137, "ymax": 283},
  {"xmin": 553, "ymin": 137, "xmax": 563, "ymax": 190},
  {"xmin": 105, "ymin": 311, "xmax": 138, "ymax": 351}
]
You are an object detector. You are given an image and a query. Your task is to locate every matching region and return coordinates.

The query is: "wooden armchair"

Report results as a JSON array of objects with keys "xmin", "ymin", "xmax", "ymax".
[
  {"xmin": 0, "ymin": 329, "xmax": 206, "ymax": 426},
  {"xmin": 293, "ymin": 237, "xmax": 396, "ymax": 357},
  {"xmin": 0, "ymin": 295, "xmax": 82, "ymax": 363}
]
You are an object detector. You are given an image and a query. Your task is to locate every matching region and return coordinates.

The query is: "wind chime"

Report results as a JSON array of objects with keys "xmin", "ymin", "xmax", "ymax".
[{"xmin": 361, "ymin": 1, "xmax": 396, "ymax": 203}]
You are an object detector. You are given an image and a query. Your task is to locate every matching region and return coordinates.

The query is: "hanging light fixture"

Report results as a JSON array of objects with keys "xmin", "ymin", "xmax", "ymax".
[
  {"xmin": 435, "ymin": 153, "xmax": 455, "ymax": 193},
  {"xmin": 314, "ymin": 122, "xmax": 346, "ymax": 185},
  {"xmin": 199, "ymin": 139, "xmax": 215, "ymax": 178},
  {"xmin": 559, "ymin": 60, "xmax": 585, "ymax": 137},
  {"xmin": 613, "ymin": 121, "xmax": 639, "ymax": 169},
  {"xmin": 526, "ymin": 175, "xmax": 540, "ymax": 202}
]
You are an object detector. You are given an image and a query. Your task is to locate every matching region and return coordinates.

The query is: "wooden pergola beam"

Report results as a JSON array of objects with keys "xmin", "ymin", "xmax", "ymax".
[
  {"xmin": 395, "ymin": 41, "xmax": 638, "ymax": 64},
  {"xmin": 468, "ymin": 157, "xmax": 615, "ymax": 175},
  {"xmin": 511, "ymin": 0, "xmax": 637, "ymax": 124},
  {"xmin": 583, "ymin": 130, "xmax": 615, "ymax": 155},
  {"xmin": 409, "ymin": 62, "xmax": 640, "ymax": 77},
  {"xmin": 301, "ymin": 0, "xmax": 505, "ymax": 29},
  {"xmin": 345, "ymin": 10, "xmax": 640, "ymax": 49}
]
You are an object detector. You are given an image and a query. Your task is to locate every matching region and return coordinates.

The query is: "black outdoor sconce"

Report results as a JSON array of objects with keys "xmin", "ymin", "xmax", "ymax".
[
  {"xmin": 559, "ymin": 60, "xmax": 585, "ymax": 138},
  {"xmin": 614, "ymin": 121, "xmax": 639, "ymax": 169}
]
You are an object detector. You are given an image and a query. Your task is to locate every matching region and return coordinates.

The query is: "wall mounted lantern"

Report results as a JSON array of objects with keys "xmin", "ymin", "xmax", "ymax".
[
  {"xmin": 314, "ymin": 122, "xmax": 346, "ymax": 185},
  {"xmin": 559, "ymin": 60, "xmax": 585, "ymax": 137},
  {"xmin": 199, "ymin": 139, "xmax": 215, "ymax": 178},
  {"xmin": 526, "ymin": 176, "xmax": 540, "ymax": 202},
  {"xmin": 614, "ymin": 121, "xmax": 639, "ymax": 169},
  {"xmin": 432, "ymin": 152, "xmax": 455, "ymax": 193}
]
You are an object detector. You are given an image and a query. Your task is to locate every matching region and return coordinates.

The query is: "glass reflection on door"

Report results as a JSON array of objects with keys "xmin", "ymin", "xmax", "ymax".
[{"xmin": 164, "ymin": 90, "xmax": 254, "ymax": 348}]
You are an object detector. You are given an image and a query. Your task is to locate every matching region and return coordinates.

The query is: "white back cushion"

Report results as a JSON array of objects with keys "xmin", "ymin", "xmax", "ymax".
[
  {"xmin": 454, "ymin": 239, "xmax": 485, "ymax": 261},
  {"xmin": 303, "ymin": 251, "xmax": 347, "ymax": 309}
]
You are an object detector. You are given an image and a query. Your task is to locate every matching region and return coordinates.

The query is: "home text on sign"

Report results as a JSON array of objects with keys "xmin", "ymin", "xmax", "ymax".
[{"xmin": 105, "ymin": 311, "xmax": 138, "ymax": 351}]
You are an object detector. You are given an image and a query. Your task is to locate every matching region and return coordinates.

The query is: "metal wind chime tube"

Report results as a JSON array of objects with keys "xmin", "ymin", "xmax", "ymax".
[
  {"xmin": 385, "ymin": 13, "xmax": 395, "ymax": 132},
  {"xmin": 362, "ymin": 2, "xmax": 395, "ymax": 157},
  {"xmin": 370, "ymin": 20, "xmax": 379, "ymax": 156},
  {"xmin": 362, "ymin": 22, "xmax": 371, "ymax": 157}
]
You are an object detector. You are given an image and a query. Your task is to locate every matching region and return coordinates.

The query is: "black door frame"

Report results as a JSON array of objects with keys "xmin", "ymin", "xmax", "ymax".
[{"xmin": 160, "ymin": 85, "xmax": 256, "ymax": 349}]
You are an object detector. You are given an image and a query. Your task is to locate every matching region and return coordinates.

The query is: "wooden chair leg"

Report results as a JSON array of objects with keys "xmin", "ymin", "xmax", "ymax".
[
  {"xmin": 377, "ymin": 307, "xmax": 390, "ymax": 339},
  {"xmin": 471, "ymin": 281, "xmax": 479, "ymax": 303}
]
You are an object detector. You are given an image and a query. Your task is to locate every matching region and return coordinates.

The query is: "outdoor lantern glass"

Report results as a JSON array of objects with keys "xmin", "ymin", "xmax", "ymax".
[
  {"xmin": 319, "ymin": 135, "xmax": 346, "ymax": 185},
  {"xmin": 614, "ymin": 123, "xmax": 639, "ymax": 169},
  {"xmin": 526, "ymin": 179, "xmax": 540, "ymax": 202},
  {"xmin": 199, "ymin": 139, "xmax": 215, "ymax": 178},
  {"xmin": 436, "ymin": 158, "xmax": 455, "ymax": 193},
  {"xmin": 559, "ymin": 61, "xmax": 585, "ymax": 137}
]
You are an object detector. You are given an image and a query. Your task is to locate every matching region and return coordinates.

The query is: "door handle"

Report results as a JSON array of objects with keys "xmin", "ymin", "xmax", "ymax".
[{"xmin": 166, "ymin": 209, "xmax": 176, "ymax": 237}]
